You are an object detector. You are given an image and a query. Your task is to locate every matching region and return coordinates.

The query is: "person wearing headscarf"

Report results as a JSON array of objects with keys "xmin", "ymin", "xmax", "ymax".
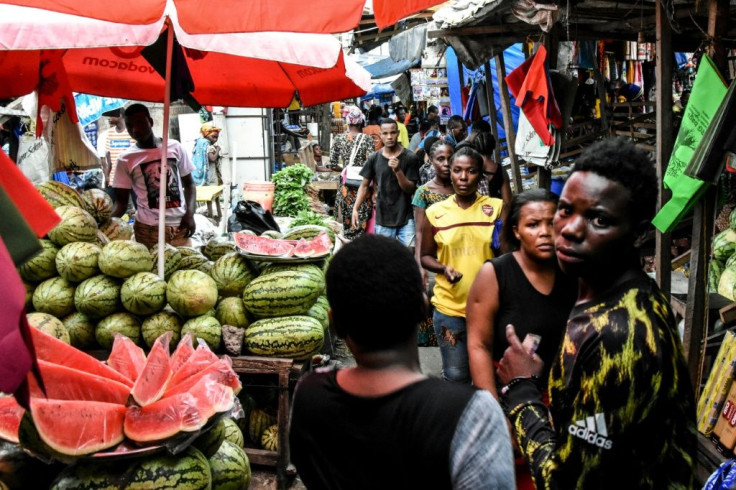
[
  {"xmin": 332, "ymin": 105, "xmax": 376, "ymax": 240},
  {"xmin": 362, "ymin": 106, "xmax": 385, "ymax": 151},
  {"xmin": 192, "ymin": 122, "xmax": 222, "ymax": 186}
]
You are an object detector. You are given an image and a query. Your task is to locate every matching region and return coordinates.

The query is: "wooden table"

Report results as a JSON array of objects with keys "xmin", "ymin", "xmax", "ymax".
[{"xmin": 196, "ymin": 185, "xmax": 225, "ymax": 222}]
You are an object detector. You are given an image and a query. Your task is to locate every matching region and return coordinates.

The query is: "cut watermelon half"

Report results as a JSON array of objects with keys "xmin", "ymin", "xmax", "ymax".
[
  {"xmin": 124, "ymin": 393, "xmax": 204, "ymax": 443},
  {"xmin": 0, "ymin": 396, "xmax": 24, "ymax": 444},
  {"xmin": 30, "ymin": 398, "xmax": 126, "ymax": 456},
  {"xmin": 29, "ymin": 360, "xmax": 131, "ymax": 405},
  {"xmin": 310, "ymin": 232, "xmax": 333, "ymax": 256},
  {"xmin": 107, "ymin": 334, "xmax": 146, "ymax": 382},
  {"xmin": 234, "ymin": 233, "xmax": 295, "ymax": 257},
  {"xmin": 164, "ymin": 358, "xmax": 242, "ymax": 398},
  {"xmin": 167, "ymin": 343, "xmax": 219, "ymax": 389},
  {"xmin": 170, "ymin": 332, "xmax": 195, "ymax": 373},
  {"xmin": 30, "ymin": 327, "xmax": 134, "ymax": 387},
  {"xmin": 131, "ymin": 332, "xmax": 173, "ymax": 407}
]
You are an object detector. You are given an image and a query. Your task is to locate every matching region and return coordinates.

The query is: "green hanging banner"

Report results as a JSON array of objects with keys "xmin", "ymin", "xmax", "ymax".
[{"xmin": 653, "ymin": 55, "xmax": 727, "ymax": 233}]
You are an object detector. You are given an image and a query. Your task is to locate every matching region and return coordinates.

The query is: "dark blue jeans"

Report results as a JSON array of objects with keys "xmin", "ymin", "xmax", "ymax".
[{"xmin": 432, "ymin": 310, "xmax": 470, "ymax": 383}]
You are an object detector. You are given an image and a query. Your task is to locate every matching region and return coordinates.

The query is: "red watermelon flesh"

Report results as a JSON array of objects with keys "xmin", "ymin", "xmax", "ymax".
[
  {"xmin": 167, "ymin": 343, "xmax": 219, "ymax": 389},
  {"xmin": 107, "ymin": 334, "xmax": 146, "ymax": 382},
  {"xmin": 164, "ymin": 358, "xmax": 242, "ymax": 398},
  {"xmin": 293, "ymin": 239, "xmax": 315, "ymax": 258},
  {"xmin": 30, "ymin": 398, "xmax": 126, "ymax": 456},
  {"xmin": 187, "ymin": 378, "xmax": 235, "ymax": 421},
  {"xmin": 170, "ymin": 332, "xmax": 195, "ymax": 373},
  {"xmin": 0, "ymin": 396, "xmax": 24, "ymax": 444},
  {"xmin": 131, "ymin": 332, "xmax": 173, "ymax": 407},
  {"xmin": 310, "ymin": 232, "xmax": 332, "ymax": 256},
  {"xmin": 29, "ymin": 360, "xmax": 131, "ymax": 405},
  {"xmin": 30, "ymin": 327, "xmax": 134, "ymax": 387},
  {"xmin": 124, "ymin": 393, "xmax": 204, "ymax": 442},
  {"xmin": 234, "ymin": 233, "xmax": 295, "ymax": 256}
]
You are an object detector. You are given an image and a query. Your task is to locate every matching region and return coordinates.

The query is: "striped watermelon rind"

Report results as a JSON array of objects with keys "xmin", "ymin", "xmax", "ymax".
[
  {"xmin": 167, "ymin": 270, "xmax": 218, "ymax": 317},
  {"xmin": 282, "ymin": 224, "xmax": 335, "ymax": 247},
  {"xmin": 18, "ymin": 240, "xmax": 59, "ymax": 282},
  {"xmin": 248, "ymin": 409, "xmax": 274, "ymax": 444},
  {"xmin": 222, "ymin": 417, "xmax": 245, "ymax": 448},
  {"xmin": 208, "ymin": 440, "xmax": 250, "ymax": 490},
  {"xmin": 177, "ymin": 254, "xmax": 209, "ymax": 271},
  {"xmin": 32, "ymin": 277, "xmax": 76, "ymax": 318},
  {"xmin": 95, "ymin": 312, "xmax": 141, "ymax": 349},
  {"xmin": 181, "ymin": 315, "xmax": 222, "ymax": 351},
  {"xmin": 81, "ymin": 188, "xmax": 113, "ymax": 224},
  {"xmin": 48, "ymin": 206, "xmax": 98, "ymax": 247},
  {"xmin": 62, "ymin": 312, "xmax": 97, "ymax": 349},
  {"xmin": 307, "ymin": 302, "xmax": 329, "ymax": 331},
  {"xmin": 126, "ymin": 446, "xmax": 212, "ymax": 490},
  {"xmin": 242, "ymin": 270, "xmax": 324, "ymax": 318},
  {"xmin": 55, "ymin": 242, "xmax": 102, "ymax": 283},
  {"xmin": 27, "ymin": 312, "xmax": 70, "ymax": 344},
  {"xmin": 99, "ymin": 241, "xmax": 154, "ymax": 279},
  {"xmin": 98, "ymin": 218, "xmax": 133, "ymax": 241},
  {"xmin": 149, "ymin": 243, "xmax": 182, "ymax": 280},
  {"xmin": 259, "ymin": 262, "xmax": 324, "ymax": 280},
  {"xmin": 261, "ymin": 424, "xmax": 278, "ymax": 451},
  {"xmin": 141, "ymin": 311, "xmax": 183, "ymax": 348},
  {"xmin": 244, "ymin": 315, "xmax": 324, "ymax": 360},
  {"xmin": 36, "ymin": 181, "xmax": 85, "ymax": 209},
  {"xmin": 215, "ymin": 297, "xmax": 250, "ymax": 329},
  {"xmin": 121, "ymin": 272, "xmax": 167, "ymax": 316},
  {"xmin": 74, "ymin": 275, "xmax": 122, "ymax": 320},
  {"xmin": 203, "ymin": 239, "xmax": 236, "ymax": 261},
  {"xmin": 193, "ymin": 418, "xmax": 226, "ymax": 458},
  {"xmin": 211, "ymin": 252, "xmax": 255, "ymax": 298}
]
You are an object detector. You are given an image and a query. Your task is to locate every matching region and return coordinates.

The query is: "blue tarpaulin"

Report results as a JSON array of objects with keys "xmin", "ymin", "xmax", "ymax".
[
  {"xmin": 446, "ymin": 44, "xmax": 525, "ymax": 148},
  {"xmin": 361, "ymin": 83, "xmax": 395, "ymax": 101},
  {"xmin": 363, "ymin": 57, "xmax": 420, "ymax": 79}
]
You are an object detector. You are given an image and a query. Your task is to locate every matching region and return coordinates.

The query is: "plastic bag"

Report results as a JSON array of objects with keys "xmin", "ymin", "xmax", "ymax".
[
  {"xmin": 227, "ymin": 200, "xmax": 281, "ymax": 235},
  {"xmin": 16, "ymin": 133, "xmax": 50, "ymax": 184}
]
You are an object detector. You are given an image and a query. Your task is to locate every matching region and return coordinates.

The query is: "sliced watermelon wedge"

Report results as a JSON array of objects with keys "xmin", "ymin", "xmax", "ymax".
[
  {"xmin": 29, "ymin": 360, "xmax": 131, "ymax": 405},
  {"xmin": 170, "ymin": 333, "xmax": 195, "ymax": 373},
  {"xmin": 107, "ymin": 334, "xmax": 146, "ymax": 382},
  {"xmin": 29, "ymin": 327, "xmax": 134, "ymax": 387},
  {"xmin": 131, "ymin": 332, "xmax": 173, "ymax": 407},
  {"xmin": 293, "ymin": 239, "xmax": 315, "ymax": 258},
  {"xmin": 234, "ymin": 233, "xmax": 295, "ymax": 257},
  {"xmin": 0, "ymin": 396, "xmax": 24, "ymax": 444},
  {"xmin": 167, "ymin": 343, "xmax": 219, "ymax": 389},
  {"xmin": 124, "ymin": 393, "xmax": 204, "ymax": 443},
  {"xmin": 310, "ymin": 231, "xmax": 333, "ymax": 256},
  {"xmin": 164, "ymin": 358, "xmax": 242, "ymax": 398},
  {"xmin": 187, "ymin": 378, "xmax": 235, "ymax": 421},
  {"xmin": 30, "ymin": 398, "xmax": 126, "ymax": 456}
]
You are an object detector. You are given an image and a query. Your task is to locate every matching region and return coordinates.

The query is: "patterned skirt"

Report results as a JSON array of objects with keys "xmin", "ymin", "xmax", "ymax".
[{"xmin": 334, "ymin": 184, "xmax": 373, "ymax": 241}]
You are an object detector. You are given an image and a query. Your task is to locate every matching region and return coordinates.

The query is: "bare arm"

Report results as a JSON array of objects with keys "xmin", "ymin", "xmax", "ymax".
[
  {"xmin": 500, "ymin": 179, "xmax": 513, "ymax": 222},
  {"xmin": 350, "ymin": 178, "xmax": 370, "ymax": 230},
  {"xmin": 179, "ymin": 173, "xmax": 196, "ymax": 236},
  {"xmin": 419, "ymin": 217, "xmax": 461, "ymax": 283},
  {"xmin": 467, "ymin": 262, "xmax": 502, "ymax": 397},
  {"xmin": 111, "ymin": 188, "xmax": 130, "ymax": 218},
  {"xmin": 414, "ymin": 206, "xmax": 427, "ymax": 282},
  {"xmin": 394, "ymin": 167, "xmax": 416, "ymax": 194}
]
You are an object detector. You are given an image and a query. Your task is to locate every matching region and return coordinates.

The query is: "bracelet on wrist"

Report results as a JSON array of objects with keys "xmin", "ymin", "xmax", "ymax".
[{"xmin": 500, "ymin": 376, "xmax": 539, "ymax": 396}]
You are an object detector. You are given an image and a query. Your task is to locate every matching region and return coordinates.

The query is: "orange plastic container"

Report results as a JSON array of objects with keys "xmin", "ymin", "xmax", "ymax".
[{"xmin": 242, "ymin": 181, "xmax": 275, "ymax": 213}]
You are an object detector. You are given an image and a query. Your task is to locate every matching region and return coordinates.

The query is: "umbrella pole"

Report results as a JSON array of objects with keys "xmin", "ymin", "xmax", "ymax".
[{"xmin": 157, "ymin": 20, "xmax": 174, "ymax": 279}]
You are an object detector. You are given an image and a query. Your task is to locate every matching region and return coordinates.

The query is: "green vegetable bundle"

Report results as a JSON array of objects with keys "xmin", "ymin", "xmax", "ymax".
[{"xmin": 272, "ymin": 164, "xmax": 313, "ymax": 217}]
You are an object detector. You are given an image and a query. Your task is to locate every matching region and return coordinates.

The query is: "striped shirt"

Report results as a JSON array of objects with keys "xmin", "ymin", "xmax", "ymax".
[{"xmin": 97, "ymin": 128, "xmax": 135, "ymax": 186}]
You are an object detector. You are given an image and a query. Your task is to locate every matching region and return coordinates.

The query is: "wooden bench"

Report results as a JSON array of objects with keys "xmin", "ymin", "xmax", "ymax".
[{"xmin": 196, "ymin": 185, "xmax": 225, "ymax": 223}]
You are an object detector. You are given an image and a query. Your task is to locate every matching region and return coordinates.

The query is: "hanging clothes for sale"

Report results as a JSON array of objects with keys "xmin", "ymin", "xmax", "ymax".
[
  {"xmin": 505, "ymin": 45, "xmax": 563, "ymax": 146},
  {"xmin": 463, "ymin": 80, "xmax": 481, "ymax": 123}
]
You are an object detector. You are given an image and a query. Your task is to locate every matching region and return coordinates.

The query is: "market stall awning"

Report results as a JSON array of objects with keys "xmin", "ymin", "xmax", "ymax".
[{"xmin": 1, "ymin": 0, "xmax": 447, "ymax": 33}]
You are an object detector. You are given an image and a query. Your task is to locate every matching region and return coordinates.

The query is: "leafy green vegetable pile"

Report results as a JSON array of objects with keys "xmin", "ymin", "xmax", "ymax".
[
  {"xmin": 291, "ymin": 210, "xmax": 328, "ymax": 227},
  {"xmin": 271, "ymin": 164, "xmax": 313, "ymax": 217}
]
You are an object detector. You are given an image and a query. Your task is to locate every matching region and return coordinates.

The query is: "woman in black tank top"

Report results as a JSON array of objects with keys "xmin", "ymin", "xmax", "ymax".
[{"xmin": 466, "ymin": 189, "xmax": 577, "ymax": 397}]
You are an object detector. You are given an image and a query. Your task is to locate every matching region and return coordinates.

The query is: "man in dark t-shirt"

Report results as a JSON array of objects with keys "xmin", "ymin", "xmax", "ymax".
[
  {"xmin": 352, "ymin": 119, "xmax": 420, "ymax": 246},
  {"xmin": 289, "ymin": 236, "xmax": 514, "ymax": 489}
]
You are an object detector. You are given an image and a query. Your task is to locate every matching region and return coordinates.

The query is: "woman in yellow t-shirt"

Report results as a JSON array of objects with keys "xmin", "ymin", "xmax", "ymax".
[{"xmin": 420, "ymin": 146, "xmax": 503, "ymax": 383}]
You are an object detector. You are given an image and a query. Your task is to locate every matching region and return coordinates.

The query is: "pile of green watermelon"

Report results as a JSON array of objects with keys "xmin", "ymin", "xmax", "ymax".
[
  {"xmin": 0, "ymin": 329, "xmax": 251, "ymax": 489},
  {"xmin": 23, "ymin": 180, "xmax": 331, "ymax": 362},
  {"xmin": 712, "ymin": 212, "xmax": 736, "ymax": 300}
]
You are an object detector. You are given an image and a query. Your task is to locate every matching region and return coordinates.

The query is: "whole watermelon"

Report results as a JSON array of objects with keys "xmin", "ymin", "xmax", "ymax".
[
  {"xmin": 215, "ymin": 297, "xmax": 250, "ymax": 329},
  {"xmin": 193, "ymin": 418, "xmax": 226, "ymax": 458},
  {"xmin": 32, "ymin": 277, "xmax": 76, "ymax": 318},
  {"xmin": 62, "ymin": 312, "xmax": 97, "ymax": 349},
  {"xmin": 178, "ymin": 254, "xmax": 209, "ymax": 271},
  {"xmin": 22, "ymin": 280, "xmax": 35, "ymax": 310},
  {"xmin": 141, "ymin": 311, "xmax": 183, "ymax": 348},
  {"xmin": 27, "ymin": 312, "xmax": 70, "ymax": 344},
  {"xmin": 99, "ymin": 240, "xmax": 154, "ymax": 278},
  {"xmin": 55, "ymin": 242, "xmax": 102, "ymax": 283},
  {"xmin": 48, "ymin": 205, "xmax": 98, "ymax": 246},
  {"xmin": 95, "ymin": 312, "xmax": 141, "ymax": 348},
  {"xmin": 208, "ymin": 440, "xmax": 251, "ymax": 490},
  {"xmin": 81, "ymin": 188, "xmax": 113, "ymax": 224},
  {"xmin": 18, "ymin": 239, "xmax": 59, "ymax": 282},
  {"xmin": 95, "ymin": 229, "xmax": 110, "ymax": 248},
  {"xmin": 261, "ymin": 424, "xmax": 278, "ymax": 451},
  {"xmin": 222, "ymin": 417, "xmax": 245, "ymax": 448},
  {"xmin": 714, "ymin": 228, "xmax": 736, "ymax": 262},
  {"xmin": 74, "ymin": 275, "xmax": 121, "ymax": 319},
  {"xmin": 99, "ymin": 217, "xmax": 133, "ymax": 241},
  {"xmin": 150, "ymin": 243, "xmax": 182, "ymax": 280},
  {"xmin": 167, "ymin": 270, "xmax": 218, "ymax": 317},
  {"xmin": 121, "ymin": 272, "xmax": 167, "ymax": 315},
  {"xmin": 204, "ymin": 238, "xmax": 235, "ymax": 261},
  {"xmin": 242, "ymin": 270, "xmax": 324, "ymax": 319},
  {"xmin": 36, "ymin": 181, "xmax": 85, "ymax": 209},
  {"xmin": 211, "ymin": 252, "xmax": 255, "ymax": 297},
  {"xmin": 181, "ymin": 315, "xmax": 222, "ymax": 351}
]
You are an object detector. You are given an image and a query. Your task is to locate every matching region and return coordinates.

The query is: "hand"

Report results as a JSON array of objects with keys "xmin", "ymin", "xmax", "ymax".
[
  {"xmin": 388, "ymin": 156, "xmax": 400, "ymax": 173},
  {"xmin": 497, "ymin": 325, "xmax": 544, "ymax": 385},
  {"xmin": 351, "ymin": 208, "xmax": 360, "ymax": 230},
  {"xmin": 443, "ymin": 265, "xmax": 463, "ymax": 284},
  {"xmin": 179, "ymin": 214, "xmax": 196, "ymax": 238}
]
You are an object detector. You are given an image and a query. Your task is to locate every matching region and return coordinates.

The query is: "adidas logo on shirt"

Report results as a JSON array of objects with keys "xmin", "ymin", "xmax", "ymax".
[{"xmin": 568, "ymin": 413, "xmax": 613, "ymax": 450}]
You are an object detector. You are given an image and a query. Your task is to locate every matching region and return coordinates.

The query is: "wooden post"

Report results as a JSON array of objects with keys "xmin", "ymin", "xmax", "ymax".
[
  {"xmin": 655, "ymin": 0, "xmax": 674, "ymax": 299},
  {"xmin": 483, "ymin": 60, "xmax": 502, "ymax": 164},
  {"xmin": 683, "ymin": 0, "xmax": 729, "ymax": 394},
  {"xmin": 495, "ymin": 53, "xmax": 523, "ymax": 193}
]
